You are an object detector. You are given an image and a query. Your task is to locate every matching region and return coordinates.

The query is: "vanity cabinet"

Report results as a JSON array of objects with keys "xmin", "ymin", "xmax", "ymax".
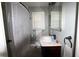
[{"xmin": 41, "ymin": 46, "xmax": 61, "ymax": 57}]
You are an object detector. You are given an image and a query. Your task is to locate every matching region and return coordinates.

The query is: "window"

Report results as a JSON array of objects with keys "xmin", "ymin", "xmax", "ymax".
[{"xmin": 32, "ymin": 12, "xmax": 45, "ymax": 30}]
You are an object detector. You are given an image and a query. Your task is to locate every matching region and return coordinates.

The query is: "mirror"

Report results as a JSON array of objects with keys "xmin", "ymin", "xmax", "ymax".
[{"xmin": 49, "ymin": 2, "xmax": 62, "ymax": 32}]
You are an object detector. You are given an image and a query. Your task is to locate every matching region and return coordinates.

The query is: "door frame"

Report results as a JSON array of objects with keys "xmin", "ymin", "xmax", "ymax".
[
  {"xmin": 72, "ymin": 2, "xmax": 78, "ymax": 57},
  {"xmin": 1, "ymin": 2, "xmax": 16, "ymax": 57}
]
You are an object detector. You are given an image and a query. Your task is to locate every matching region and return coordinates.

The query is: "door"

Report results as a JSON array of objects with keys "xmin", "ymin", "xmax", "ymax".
[
  {"xmin": 62, "ymin": 2, "xmax": 77, "ymax": 57},
  {"xmin": 1, "ymin": 2, "xmax": 16, "ymax": 56}
]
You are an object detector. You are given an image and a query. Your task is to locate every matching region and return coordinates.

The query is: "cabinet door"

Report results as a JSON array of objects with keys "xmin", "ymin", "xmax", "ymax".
[{"xmin": 41, "ymin": 46, "xmax": 61, "ymax": 57}]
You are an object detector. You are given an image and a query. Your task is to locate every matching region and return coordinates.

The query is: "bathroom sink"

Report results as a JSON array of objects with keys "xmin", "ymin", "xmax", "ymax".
[
  {"xmin": 39, "ymin": 36, "xmax": 61, "ymax": 46},
  {"xmin": 31, "ymin": 36, "xmax": 61, "ymax": 47},
  {"xmin": 39, "ymin": 36, "xmax": 53, "ymax": 43}
]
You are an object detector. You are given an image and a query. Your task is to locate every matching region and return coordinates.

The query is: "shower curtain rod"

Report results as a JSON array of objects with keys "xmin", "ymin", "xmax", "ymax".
[{"xmin": 19, "ymin": 2, "xmax": 30, "ymax": 14}]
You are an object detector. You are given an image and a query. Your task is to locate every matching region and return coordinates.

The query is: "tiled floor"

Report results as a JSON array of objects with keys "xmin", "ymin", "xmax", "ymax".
[
  {"xmin": 24, "ymin": 47, "xmax": 42, "ymax": 57},
  {"xmin": 17, "ymin": 44, "xmax": 42, "ymax": 57}
]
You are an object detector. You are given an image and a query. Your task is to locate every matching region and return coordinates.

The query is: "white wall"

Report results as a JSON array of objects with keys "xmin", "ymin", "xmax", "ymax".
[
  {"xmin": 51, "ymin": 2, "xmax": 76, "ymax": 57},
  {"xmin": 0, "ymin": 3, "xmax": 8, "ymax": 56},
  {"xmin": 11, "ymin": 3, "xmax": 32, "ymax": 56}
]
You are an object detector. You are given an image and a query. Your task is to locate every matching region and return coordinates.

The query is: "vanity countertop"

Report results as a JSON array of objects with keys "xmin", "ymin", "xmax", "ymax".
[
  {"xmin": 40, "ymin": 42, "xmax": 61, "ymax": 46},
  {"xmin": 39, "ymin": 36, "xmax": 61, "ymax": 47}
]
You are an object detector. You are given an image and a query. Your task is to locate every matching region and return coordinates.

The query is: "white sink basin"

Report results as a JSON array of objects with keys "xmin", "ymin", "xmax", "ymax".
[
  {"xmin": 31, "ymin": 36, "xmax": 61, "ymax": 47},
  {"xmin": 39, "ymin": 36, "xmax": 53, "ymax": 43},
  {"xmin": 39, "ymin": 36, "xmax": 61, "ymax": 46}
]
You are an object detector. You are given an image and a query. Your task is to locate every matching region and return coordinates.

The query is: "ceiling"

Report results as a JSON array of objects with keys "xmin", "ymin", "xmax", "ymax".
[
  {"xmin": 22, "ymin": 2, "xmax": 49, "ymax": 7},
  {"xmin": 22, "ymin": 2, "xmax": 61, "ymax": 8}
]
